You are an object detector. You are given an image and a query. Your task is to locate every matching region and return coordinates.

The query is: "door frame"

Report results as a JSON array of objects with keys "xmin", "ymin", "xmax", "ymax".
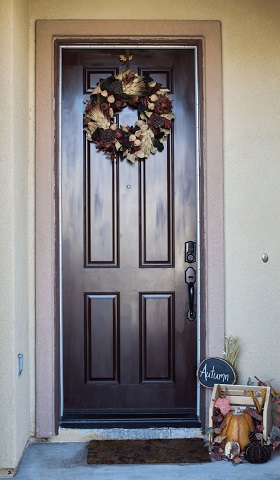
[{"xmin": 35, "ymin": 19, "xmax": 224, "ymax": 437}]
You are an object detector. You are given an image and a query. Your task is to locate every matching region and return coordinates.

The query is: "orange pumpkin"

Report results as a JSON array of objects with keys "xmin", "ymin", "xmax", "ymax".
[{"xmin": 221, "ymin": 411, "xmax": 255, "ymax": 450}]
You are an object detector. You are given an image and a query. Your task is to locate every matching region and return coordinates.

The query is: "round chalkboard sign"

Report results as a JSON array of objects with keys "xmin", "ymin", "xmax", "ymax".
[{"xmin": 197, "ymin": 357, "xmax": 236, "ymax": 388}]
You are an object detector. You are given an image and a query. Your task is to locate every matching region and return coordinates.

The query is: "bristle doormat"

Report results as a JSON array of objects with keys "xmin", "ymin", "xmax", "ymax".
[{"xmin": 87, "ymin": 438, "xmax": 210, "ymax": 464}]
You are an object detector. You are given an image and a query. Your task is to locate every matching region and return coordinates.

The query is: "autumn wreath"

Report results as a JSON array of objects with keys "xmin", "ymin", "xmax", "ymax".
[{"xmin": 83, "ymin": 70, "xmax": 174, "ymax": 163}]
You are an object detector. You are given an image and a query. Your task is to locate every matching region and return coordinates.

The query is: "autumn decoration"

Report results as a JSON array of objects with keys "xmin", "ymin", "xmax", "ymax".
[
  {"xmin": 83, "ymin": 69, "xmax": 174, "ymax": 163},
  {"xmin": 207, "ymin": 384, "xmax": 270, "ymax": 464},
  {"xmin": 221, "ymin": 410, "xmax": 255, "ymax": 451},
  {"xmin": 223, "ymin": 336, "xmax": 240, "ymax": 371},
  {"xmin": 253, "ymin": 376, "xmax": 280, "ymax": 451},
  {"xmin": 207, "ymin": 375, "xmax": 280, "ymax": 465},
  {"xmin": 224, "ymin": 441, "xmax": 240, "ymax": 460},
  {"xmin": 244, "ymin": 431, "xmax": 272, "ymax": 464},
  {"xmin": 214, "ymin": 397, "xmax": 231, "ymax": 417}
]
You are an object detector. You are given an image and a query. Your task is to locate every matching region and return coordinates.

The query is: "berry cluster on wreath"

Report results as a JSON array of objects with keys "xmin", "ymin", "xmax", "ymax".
[{"xmin": 83, "ymin": 70, "xmax": 174, "ymax": 163}]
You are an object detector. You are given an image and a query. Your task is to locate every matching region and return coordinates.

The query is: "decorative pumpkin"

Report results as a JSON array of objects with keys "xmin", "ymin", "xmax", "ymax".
[
  {"xmin": 221, "ymin": 411, "xmax": 255, "ymax": 450},
  {"xmin": 244, "ymin": 442, "xmax": 271, "ymax": 463}
]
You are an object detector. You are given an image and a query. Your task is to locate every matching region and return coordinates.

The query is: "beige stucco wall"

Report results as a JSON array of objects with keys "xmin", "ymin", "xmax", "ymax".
[
  {"xmin": 0, "ymin": 0, "xmax": 30, "ymax": 472},
  {"xmin": 0, "ymin": 0, "xmax": 280, "ymax": 471}
]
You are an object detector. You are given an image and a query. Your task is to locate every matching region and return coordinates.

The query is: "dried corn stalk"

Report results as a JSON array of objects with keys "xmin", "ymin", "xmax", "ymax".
[{"xmin": 223, "ymin": 336, "xmax": 240, "ymax": 369}]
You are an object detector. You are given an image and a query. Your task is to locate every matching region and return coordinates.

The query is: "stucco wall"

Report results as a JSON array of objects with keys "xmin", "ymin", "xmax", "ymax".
[
  {"xmin": 0, "ymin": 0, "xmax": 280, "ymax": 471},
  {"xmin": 0, "ymin": 0, "xmax": 30, "ymax": 472}
]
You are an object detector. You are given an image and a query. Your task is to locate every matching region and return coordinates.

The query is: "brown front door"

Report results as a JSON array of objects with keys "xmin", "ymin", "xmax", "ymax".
[{"xmin": 61, "ymin": 47, "xmax": 199, "ymax": 426}]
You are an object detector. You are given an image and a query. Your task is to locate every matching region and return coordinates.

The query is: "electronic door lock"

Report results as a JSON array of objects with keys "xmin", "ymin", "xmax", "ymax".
[{"xmin": 185, "ymin": 241, "xmax": 196, "ymax": 263}]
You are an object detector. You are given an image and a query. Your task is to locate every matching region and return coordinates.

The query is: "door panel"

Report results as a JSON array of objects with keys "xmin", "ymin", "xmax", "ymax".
[
  {"xmin": 61, "ymin": 48, "xmax": 198, "ymax": 424},
  {"xmin": 85, "ymin": 146, "xmax": 119, "ymax": 266},
  {"xmin": 141, "ymin": 293, "xmax": 175, "ymax": 382},
  {"xmin": 140, "ymin": 157, "xmax": 173, "ymax": 265},
  {"xmin": 85, "ymin": 293, "xmax": 119, "ymax": 383}
]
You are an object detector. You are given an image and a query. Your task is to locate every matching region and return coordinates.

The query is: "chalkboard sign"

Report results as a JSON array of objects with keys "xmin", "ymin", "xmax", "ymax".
[{"xmin": 197, "ymin": 357, "xmax": 236, "ymax": 388}]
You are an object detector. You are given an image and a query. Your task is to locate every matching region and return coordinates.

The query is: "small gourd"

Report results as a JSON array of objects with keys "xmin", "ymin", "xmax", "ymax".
[
  {"xmin": 221, "ymin": 410, "xmax": 255, "ymax": 450},
  {"xmin": 244, "ymin": 442, "xmax": 271, "ymax": 463},
  {"xmin": 224, "ymin": 441, "xmax": 240, "ymax": 459}
]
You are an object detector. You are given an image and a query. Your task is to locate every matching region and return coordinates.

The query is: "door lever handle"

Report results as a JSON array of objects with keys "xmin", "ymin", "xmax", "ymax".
[
  {"xmin": 185, "ymin": 267, "xmax": 196, "ymax": 321},
  {"xmin": 188, "ymin": 282, "xmax": 194, "ymax": 312},
  {"xmin": 187, "ymin": 283, "xmax": 196, "ymax": 321}
]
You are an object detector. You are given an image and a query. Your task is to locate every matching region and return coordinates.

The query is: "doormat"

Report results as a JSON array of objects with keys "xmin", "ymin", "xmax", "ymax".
[{"xmin": 87, "ymin": 438, "xmax": 210, "ymax": 464}]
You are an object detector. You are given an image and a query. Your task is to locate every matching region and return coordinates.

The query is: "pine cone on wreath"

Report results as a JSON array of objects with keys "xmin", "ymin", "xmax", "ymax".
[
  {"xmin": 101, "ymin": 128, "xmax": 116, "ymax": 144},
  {"xmin": 151, "ymin": 114, "xmax": 165, "ymax": 129},
  {"xmin": 100, "ymin": 77, "xmax": 115, "ymax": 92},
  {"xmin": 109, "ymin": 80, "xmax": 123, "ymax": 95}
]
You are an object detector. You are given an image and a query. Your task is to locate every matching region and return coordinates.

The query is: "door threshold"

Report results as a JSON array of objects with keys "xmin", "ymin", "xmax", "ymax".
[
  {"xmin": 60, "ymin": 410, "xmax": 201, "ymax": 429},
  {"xmin": 60, "ymin": 418, "xmax": 201, "ymax": 429}
]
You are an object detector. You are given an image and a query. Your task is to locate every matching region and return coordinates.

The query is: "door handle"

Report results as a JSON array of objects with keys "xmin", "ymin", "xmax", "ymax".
[
  {"xmin": 187, "ymin": 283, "xmax": 196, "ymax": 321},
  {"xmin": 185, "ymin": 267, "xmax": 196, "ymax": 321},
  {"xmin": 188, "ymin": 282, "xmax": 194, "ymax": 312}
]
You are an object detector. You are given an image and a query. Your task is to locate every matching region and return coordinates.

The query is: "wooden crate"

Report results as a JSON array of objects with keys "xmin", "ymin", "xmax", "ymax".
[{"xmin": 209, "ymin": 384, "xmax": 272, "ymax": 441}]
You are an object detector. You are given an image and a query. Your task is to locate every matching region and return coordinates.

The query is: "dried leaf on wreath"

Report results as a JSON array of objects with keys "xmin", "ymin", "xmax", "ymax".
[
  {"xmin": 161, "ymin": 113, "xmax": 175, "ymax": 120},
  {"xmin": 119, "ymin": 54, "xmax": 133, "ymax": 62},
  {"xmin": 233, "ymin": 456, "xmax": 243, "ymax": 465},
  {"xmin": 256, "ymin": 424, "xmax": 264, "ymax": 432}
]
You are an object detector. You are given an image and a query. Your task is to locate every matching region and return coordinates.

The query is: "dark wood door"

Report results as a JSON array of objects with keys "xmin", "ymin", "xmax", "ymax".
[{"xmin": 61, "ymin": 48, "xmax": 198, "ymax": 426}]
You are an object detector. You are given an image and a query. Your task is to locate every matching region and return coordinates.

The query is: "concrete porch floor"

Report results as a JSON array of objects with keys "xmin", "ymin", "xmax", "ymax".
[{"xmin": 13, "ymin": 441, "xmax": 280, "ymax": 480}]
